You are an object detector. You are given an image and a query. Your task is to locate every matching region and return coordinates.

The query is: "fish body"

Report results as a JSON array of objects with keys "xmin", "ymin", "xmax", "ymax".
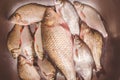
[
  {"xmin": 20, "ymin": 26, "xmax": 34, "ymax": 62},
  {"xmin": 17, "ymin": 55, "xmax": 41, "ymax": 80},
  {"xmin": 33, "ymin": 22, "xmax": 44, "ymax": 60},
  {"xmin": 7, "ymin": 24, "xmax": 23, "ymax": 59},
  {"xmin": 9, "ymin": 3, "xmax": 46, "ymax": 25},
  {"xmin": 73, "ymin": 35, "xmax": 95, "ymax": 80},
  {"xmin": 38, "ymin": 58, "xmax": 56, "ymax": 80},
  {"xmin": 80, "ymin": 22, "xmax": 103, "ymax": 72},
  {"xmin": 73, "ymin": 1, "xmax": 108, "ymax": 37},
  {"xmin": 41, "ymin": 8, "xmax": 76, "ymax": 80},
  {"xmin": 55, "ymin": 0, "xmax": 80, "ymax": 35}
]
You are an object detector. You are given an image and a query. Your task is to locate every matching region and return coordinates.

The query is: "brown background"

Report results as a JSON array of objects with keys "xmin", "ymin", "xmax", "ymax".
[{"xmin": 0, "ymin": 0, "xmax": 120, "ymax": 80}]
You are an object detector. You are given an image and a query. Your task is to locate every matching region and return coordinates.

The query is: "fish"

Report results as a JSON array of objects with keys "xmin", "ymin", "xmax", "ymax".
[
  {"xmin": 37, "ymin": 57, "xmax": 56, "ymax": 80},
  {"xmin": 9, "ymin": 3, "xmax": 46, "ymax": 25},
  {"xmin": 7, "ymin": 24, "xmax": 23, "ymax": 59},
  {"xmin": 54, "ymin": 0, "xmax": 80, "ymax": 35},
  {"xmin": 73, "ymin": 35, "xmax": 95, "ymax": 80},
  {"xmin": 73, "ymin": 1, "xmax": 108, "ymax": 38},
  {"xmin": 20, "ymin": 26, "xmax": 35, "ymax": 62},
  {"xmin": 41, "ymin": 7, "xmax": 76, "ymax": 80},
  {"xmin": 80, "ymin": 22, "xmax": 103, "ymax": 72},
  {"xmin": 33, "ymin": 22, "xmax": 44, "ymax": 60},
  {"xmin": 17, "ymin": 55, "xmax": 41, "ymax": 80}
]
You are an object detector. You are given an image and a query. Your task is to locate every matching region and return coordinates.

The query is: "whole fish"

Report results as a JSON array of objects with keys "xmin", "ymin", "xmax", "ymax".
[
  {"xmin": 7, "ymin": 24, "xmax": 23, "ymax": 59},
  {"xmin": 17, "ymin": 55, "xmax": 41, "ymax": 80},
  {"xmin": 9, "ymin": 3, "xmax": 46, "ymax": 25},
  {"xmin": 80, "ymin": 22, "xmax": 103, "ymax": 72},
  {"xmin": 73, "ymin": 35, "xmax": 95, "ymax": 80},
  {"xmin": 54, "ymin": 0, "xmax": 80, "ymax": 35},
  {"xmin": 20, "ymin": 26, "xmax": 35, "ymax": 62},
  {"xmin": 41, "ymin": 8, "xmax": 76, "ymax": 80},
  {"xmin": 37, "ymin": 58, "xmax": 56, "ymax": 80},
  {"xmin": 73, "ymin": 1, "xmax": 108, "ymax": 38}
]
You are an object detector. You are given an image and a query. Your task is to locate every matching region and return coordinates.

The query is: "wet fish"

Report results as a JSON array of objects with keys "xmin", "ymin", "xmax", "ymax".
[
  {"xmin": 20, "ymin": 26, "xmax": 35, "ymax": 62},
  {"xmin": 41, "ymin": 8, "xmax": 76, "ymax": 80},
  {"xmin": 38, "ymin": 58, "xmax": 56, "ymax": 80},
  {"xmin": 17, "ymin": 55, "xmax": 41, "ymax": 80},
  {"xmin": 73, "ymin": 35, "xmax": 95, "ymax": 80},
  {"xmin": 9, "ymin": 3, "xmax": 46, "ymax": 25},
  {"xmin": 33, "ymin": 22, "xmax": 44, "ymax": 60},
  {"xmin": 7, "ymin": 24, "xmax": 23, "ymax": 59},
  {"xmin": 73, "ymin": 1, "xmax": 108, "ymax": 37},
  {"xmin": 80, "ymin": 22, "xmax": 103, "ymax": 72},
  {"xmin": 54, "ymin": 0, "xmax": 80, "ymax": 35}
]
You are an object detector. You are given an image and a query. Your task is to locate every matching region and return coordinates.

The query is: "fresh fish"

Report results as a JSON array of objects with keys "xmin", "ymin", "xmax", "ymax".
[
  {"xmin": 9, "ymin": 3, "xmax": 46, "ymax": 25},
  {"xmin": 54, "ymin": 0, "xmax": 80, "ymax": 35},
  {"xmin": 37, "ymin": 58, "xmax": 56, "ymax": 80},
  {"xmin": 41, "ymin": 8, "xmax": 76, "ymax": 80},
  {"xmin": 7, "ymin": 24, "xmax": 23, "ymax": 59},
  {"xmin": 33, "ymin": 22, "xmax": 44, "ymax": 60},
  {"xmin": 17, "ymin": 55, "xmax": 41, "ymax": 80},
  {"xmin": 20, "ymin": 26, "xmax": 35, "ymax": 62},
  {"xmin": 80, "ymin": 22, "xmax": 103, "ymax": 72},
  {"xmin": 73, "ymin": 1, "xmax": 108, "ymax": 38},
  {"xmin": 73, "ymin": 35, "xmax": 95, "ymax": 80},
  {"xmin": 56, "ymin": 71, "xmax": 66, "ymax": 80}
]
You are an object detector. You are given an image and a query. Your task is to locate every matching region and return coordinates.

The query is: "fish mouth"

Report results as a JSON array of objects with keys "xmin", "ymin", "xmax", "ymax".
[
  {"xmin": 18, "ymin": 55, "xmax": 27, "ymax": 60},
  {"xmin": 18, "ymin": 55, "xmax": 33, "ymax": 65}
]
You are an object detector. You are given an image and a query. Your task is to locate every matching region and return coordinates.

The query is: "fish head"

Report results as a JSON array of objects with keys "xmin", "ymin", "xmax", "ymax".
[
  {"xmin": 73, "ymin": 1, "xmax": 84, "ymax": 11},
  {"xmin": 18, "ymin": 55, "xmax": 27, "ymax": 65},
  {"xmin": 43, "ymin": 8, "xmax": 57, "ymax": 26},
  {"xmin": 9, "ymin": 13, "xmax": 28, "ymax": 25},
  {"xmin": 73, "ymin": 35, "xmax": 81, "ymax": 61},
  {"xmin": 80, "ymin": 22, "xmax": 90, "ymax": 37}
]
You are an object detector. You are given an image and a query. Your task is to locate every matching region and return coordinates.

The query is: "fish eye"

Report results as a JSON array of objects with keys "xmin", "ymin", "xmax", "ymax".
[
  {"xmin": 14, "ymin": 13, "xmax": 21, "ymax": 20},
  {"xmin": 46, "ymin": 13, "xmax": 51, "ymax": 17},
  {"xmin": 46, "ymin": 11, "xmax": 52, "ymax": 17}
]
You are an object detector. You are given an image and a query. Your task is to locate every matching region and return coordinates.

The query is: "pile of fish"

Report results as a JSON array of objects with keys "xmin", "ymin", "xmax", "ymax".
[{"xmin": 7, "ymin": 0, "xmax": 108, "ymax": 80}]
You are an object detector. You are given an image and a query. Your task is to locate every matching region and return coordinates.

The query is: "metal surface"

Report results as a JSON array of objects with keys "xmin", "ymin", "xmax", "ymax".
[{"xmin": 0, "ymin": 0, "xmax": 120, "ymax": 80}]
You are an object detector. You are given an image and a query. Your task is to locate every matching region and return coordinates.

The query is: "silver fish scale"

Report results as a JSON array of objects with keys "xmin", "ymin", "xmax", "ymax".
[{"xmin": 42, "ymin": 25, "xmax": 76, "ymax": 80}]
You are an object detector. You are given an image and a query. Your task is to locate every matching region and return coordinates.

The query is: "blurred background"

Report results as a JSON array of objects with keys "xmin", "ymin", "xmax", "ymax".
[{"xmin": 0, "ymin": 0, "xmax": 120, "ymax": 80}]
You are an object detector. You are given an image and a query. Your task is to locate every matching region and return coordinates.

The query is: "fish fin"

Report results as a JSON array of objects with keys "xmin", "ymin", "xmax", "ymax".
[
  {"xmin": 20, "ymin": 26, "xmax": 24, "ymax": 46},
  {"xmin": 80, "ymin": 33, "xmax": 84, "ymax": 39},
  {"xmin": 20, "ymin": 26, "xmax": 24, "ymax": 33},
  {"xmin": 80, "ymin": 11, "xmax": 86, "ymax": 21},
  {"xmin": 59, "ymin": 22, "xmax": 70, "ymax": 32},
  {"xmin": 34, "ymin": 25, "xmax": 39, "ymax": 42}
]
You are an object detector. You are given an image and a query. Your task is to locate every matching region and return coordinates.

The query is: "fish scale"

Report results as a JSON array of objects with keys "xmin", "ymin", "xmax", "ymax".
[
  {"xmin": 42, "ymin": 25, "xmax": 76, "ymax": 80},
  {"xmin": 80, "ymin": 22, "xmax": 103, "ymax": 71}
]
